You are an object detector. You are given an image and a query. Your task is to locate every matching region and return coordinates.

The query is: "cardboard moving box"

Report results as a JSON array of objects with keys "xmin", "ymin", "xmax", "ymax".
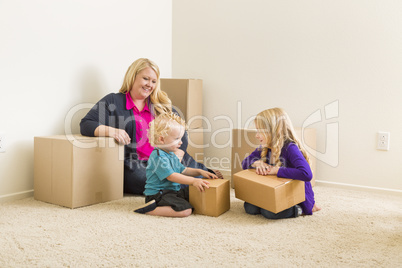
[
  {"xmin": 189, "ymin": 179, "xmax": 230, "ymax": 217},
  {"xmin": 233, "ymin": 169, "xmax": 305, "ymax": 214},
  {"xmin": 187, "ymin": 128, "xmax": 204, "ymax": 163},
  {"xmin": 160, "ymin": 78, "xmax": 203, "ymax": 129},
  {"xmin": 160, "ymin": 78, "xmax": 205, "ymax": 163},
  {"xmin": 34, "ymin": 135, "xmax": 124, "ymax": 209}
]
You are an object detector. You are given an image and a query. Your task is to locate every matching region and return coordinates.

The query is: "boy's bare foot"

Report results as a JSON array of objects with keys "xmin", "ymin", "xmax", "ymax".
[
  {"xmin": 213, "ymin": 170, "xmax": 224, "ymax": 179},
  {"xmin": 312, "ymin": 203, "xmax": 321, "ymax": 212}
]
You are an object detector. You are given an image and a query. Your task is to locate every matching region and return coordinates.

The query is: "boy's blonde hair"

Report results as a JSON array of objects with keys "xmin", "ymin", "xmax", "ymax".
[
  {"xmin": 119, "ymin": 58, "xmax": 172, "ymax": 116},
  {"xmin": 254, "ymin": 107, "xmax": 310, "ymax": 167},
  {"xmin": 148, "ymin": 112, "xmax": 187, "ymax": 147}
]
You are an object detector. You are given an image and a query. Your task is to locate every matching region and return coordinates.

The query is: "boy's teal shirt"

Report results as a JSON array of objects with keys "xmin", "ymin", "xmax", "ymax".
[{"xmin": 144, "ymin": 148, "xmax": 186, "ymax": 196}]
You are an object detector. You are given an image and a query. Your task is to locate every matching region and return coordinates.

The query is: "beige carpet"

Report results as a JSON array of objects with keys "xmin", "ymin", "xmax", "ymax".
[{"xmin": 1, "ymin": 185, "xmax": 401, "ymax": 267}]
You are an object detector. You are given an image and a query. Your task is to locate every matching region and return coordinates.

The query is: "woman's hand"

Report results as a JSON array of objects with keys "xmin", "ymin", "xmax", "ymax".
[
  {"xmin": 199, "ymin": 170, "xmax": 218, "ymax": 179},
  {"xmin": 192, "ymin": 179, "xmax": 210, "ymax": 192},
  {"xmin": 95, "ymin": 125, "xmax": 131, "ymax": 145},
  {"xmin": 213, "ymin": 170, "xmax": 224, "ymax": 179},
  {"xmin": 109, "ymin": 127, "xmax": 131, "ymax": 145}
]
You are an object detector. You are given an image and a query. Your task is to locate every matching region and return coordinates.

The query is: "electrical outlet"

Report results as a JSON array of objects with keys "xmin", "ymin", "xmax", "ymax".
[
  {"xmin": 0, "ymin": 132, "xmax": 5, "ymax": 153},
  {"xmin": 377, "ymin": 131, "xmax": 390, "ymax": 151}
]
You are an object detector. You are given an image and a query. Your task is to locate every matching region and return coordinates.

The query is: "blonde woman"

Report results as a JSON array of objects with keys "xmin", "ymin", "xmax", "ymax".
[
  {"xmin": 80, "ymin": 58, "xmax": 217, "ymax": 194},
  {"xmin": 241, "ymin": 108, "xmax": 321, "ymax": 219}
]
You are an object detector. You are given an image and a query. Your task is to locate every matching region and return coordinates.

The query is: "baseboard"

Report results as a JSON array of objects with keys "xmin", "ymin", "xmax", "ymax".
[
  {"xmin": 0, "ymin": 190, "xmax": 34, "ymax": 203},
  {"xmin": 3, "ymin": 181, "xmax": 397, "ymax": 204},
  {"xmin": 315, "ymin": 180, "xmax": 402, "ymax": 196}
]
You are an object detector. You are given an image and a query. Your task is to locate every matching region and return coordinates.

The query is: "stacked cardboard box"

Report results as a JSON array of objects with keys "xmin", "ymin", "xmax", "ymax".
[
  {"xmin": 189, "ymin": 179, "xmax": 230, "ymax": 217},
  {"xmin": 160, "ymin": 78, "xmax": 204, "ymax": 163},
  {"xmin": 34, "ymin": 135, "xmax": 124, "ymax": 208}
]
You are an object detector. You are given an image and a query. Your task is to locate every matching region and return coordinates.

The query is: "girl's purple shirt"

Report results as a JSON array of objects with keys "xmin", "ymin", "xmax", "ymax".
[{"xmin": 241, "ymin": 142, "xmax": 315, "ymax": 215}]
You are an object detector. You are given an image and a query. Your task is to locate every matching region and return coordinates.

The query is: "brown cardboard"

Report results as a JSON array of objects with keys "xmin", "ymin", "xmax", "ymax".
[
  {"xmin": 231, "ymin": 128, "xmax": 316, "ymax": 187},
  {"xmin": 187, "ymin": 128, "xmax": 204, "ymax": 163},
  {"xmin": 189, "ymin": 179, "xmax": 230, "ymax": 217},
  {"xmin": 34, "ymin": 135, "xmax": 124, "ymax": 208},
  {"xmin": 233, "ymin": 169, "xmax": 305, "ymax": 213},
  {"xmin": 160, "ymin": 78, "xmax": 203, "ymax": 129}
]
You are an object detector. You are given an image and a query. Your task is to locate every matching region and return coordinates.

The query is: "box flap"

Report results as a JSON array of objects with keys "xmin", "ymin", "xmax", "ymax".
[
  {"xmin": 204, "ymin": 178, "xmax": 229, "ymax": 188},
  {"xmin": 234, "ymin": 169, "xmax": 291, "ymax": 188}
]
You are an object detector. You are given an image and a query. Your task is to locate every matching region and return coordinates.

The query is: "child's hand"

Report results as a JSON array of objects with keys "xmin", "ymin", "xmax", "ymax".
[
  {"xmin": 199, "ymin": 170, "xmax": 218, "ymax": 179},
  {"xmin": 256, "ymin": 164, "xmax": 279, "ymax": 175},
  {"xmin": 254, "ymin": 161, "xmax": 271, "ymax": 175},
  {"xmin": 192, "ymin": 179, "xmax": 210, "ymax": 192},
  {"xmin": 267, "ymin": 166, "xmax": 279, "ymax": 175}
]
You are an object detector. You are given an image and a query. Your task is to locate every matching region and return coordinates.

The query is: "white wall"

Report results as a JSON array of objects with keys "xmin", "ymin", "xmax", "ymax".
[
  {"xmin": 172, "ymin": 0, "xmax": 402, "ymax": 191},
  {"xmin": 0, "ymin": 0, "xmax": 172, "ymax": 201},
  {"xmin": 2, "ymin": 0, "xmax": 401, "ymax": 202}
]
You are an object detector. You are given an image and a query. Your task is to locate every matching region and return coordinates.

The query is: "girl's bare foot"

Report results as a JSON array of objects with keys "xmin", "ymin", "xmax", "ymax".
[{"xmin": 312, "ymin": 203, "xmax": 321, "ymax": 212}]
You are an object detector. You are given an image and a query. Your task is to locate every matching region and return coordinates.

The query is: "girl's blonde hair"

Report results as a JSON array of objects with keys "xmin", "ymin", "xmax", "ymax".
[
  {"xmin": 119, "ymin": 58, "xmax": 172, "ymax": 116},
  {"xmin": 148, "ymin": 112, "xmax": 186, "ymax": 147},
  {"xmin": 254, "ymin": 107, "xmax": 310, "ymax": 167}
]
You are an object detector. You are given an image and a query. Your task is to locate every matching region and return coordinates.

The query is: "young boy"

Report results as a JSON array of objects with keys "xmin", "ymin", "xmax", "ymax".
[{"xmin": 134, "ymin": 112, "xmax": 218, "ymax": 217}]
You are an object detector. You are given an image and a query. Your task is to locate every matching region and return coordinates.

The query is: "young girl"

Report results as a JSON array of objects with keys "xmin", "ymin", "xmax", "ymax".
[
  {"xmin": 241, "ymin": 108, "xmax": 321, "ymax": 219},
  {"xmin": 134, "ymin": 112, "xmax": 218, "ymax": 217}
]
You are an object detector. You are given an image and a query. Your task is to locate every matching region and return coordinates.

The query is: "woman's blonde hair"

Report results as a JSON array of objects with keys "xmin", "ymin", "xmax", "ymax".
[
  {"xmin": 254, "ymin": 107, "xmax": 310, "ymax": 167},
  {"xmin": 119, "ymin": 58, "xmax": 172, "ymax": 116},
  {"xmin": 148, "ymin": 112, "xmax": 187, "ymax": 147}
]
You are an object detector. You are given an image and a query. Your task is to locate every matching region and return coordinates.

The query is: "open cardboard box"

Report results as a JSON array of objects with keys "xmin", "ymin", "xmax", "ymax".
[
  {"xmin": 233, "ymin": 169, "xmax": 305, "ymax": 214},
  {"xmin": 34, "ymin": 135, "xmax": 124, "ymax": 209},
  {"xmin": 189, "ymin": 179, "xmax": 230, "ymax": 217}
]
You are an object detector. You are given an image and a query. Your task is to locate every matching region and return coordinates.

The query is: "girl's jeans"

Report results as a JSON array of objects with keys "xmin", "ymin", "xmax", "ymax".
[{"xmin": 244, "ymin": 202, "xmax": 299, "ymax": 219}]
